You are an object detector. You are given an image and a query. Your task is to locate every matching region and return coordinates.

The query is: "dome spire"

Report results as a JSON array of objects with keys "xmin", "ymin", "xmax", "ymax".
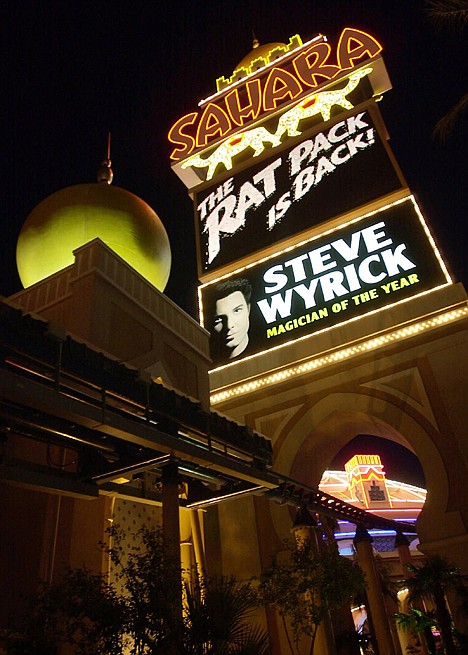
[
  {"xmin": 252, "ymin": 30, "xmax": 259, "ymax": 49},
  {"xmin": 97, "ymin": 132, "xmax": 113, "ymax": 185}
]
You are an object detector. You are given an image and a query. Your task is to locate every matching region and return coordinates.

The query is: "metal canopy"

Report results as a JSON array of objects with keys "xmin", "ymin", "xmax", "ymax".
[{"xmin": 0, "ymin": 298, "xmax": 416, "ymax": 534}]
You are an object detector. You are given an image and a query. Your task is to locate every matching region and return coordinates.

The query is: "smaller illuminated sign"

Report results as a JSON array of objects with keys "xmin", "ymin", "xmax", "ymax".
[
  {"xmin": 195, "ymin": 108, "xmax": 403, "ymax": 274},
  {"xmin": 199, "ymin": 196, "xmax": 450, "ymax": 367},
  {"xmin": 345, "ymin": 455, "xmax": 391, "ymax": 509}
]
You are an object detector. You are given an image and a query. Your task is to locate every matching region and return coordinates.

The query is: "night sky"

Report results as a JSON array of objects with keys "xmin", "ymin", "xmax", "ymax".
[{"xmin": 2, "ymin": 1, "xmax": 467, "ymax": 484}]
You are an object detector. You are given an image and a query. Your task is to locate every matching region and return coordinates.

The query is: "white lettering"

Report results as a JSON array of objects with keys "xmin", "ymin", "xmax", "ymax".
[
  {"xmin": 257, "ymin": 289, "xmax": 294, "ymax": 323},
  {"xmin": 253, "ymin": 158, "xmax": 282, "ymax": 197},
  {"xmin": 263, "ymin": 264, "xmax": 289, "ymax": 293}
]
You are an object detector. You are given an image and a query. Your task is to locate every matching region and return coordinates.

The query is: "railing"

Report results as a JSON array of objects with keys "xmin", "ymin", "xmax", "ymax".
[{"xmin": 0, "ymin": 300, "xmax": 272, "ymax": 469}]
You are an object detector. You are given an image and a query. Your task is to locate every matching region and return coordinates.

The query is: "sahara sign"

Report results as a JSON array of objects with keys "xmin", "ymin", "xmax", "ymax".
[
  {"xmin": 199, "ymin": 196, "xmax": 450, "ymax": 367},
  {"xmin": 195, "ymin": 108, "xmax": 404, "ymax": 274},
  {"xmin": 168, "ymin": 28, "xmax": 383, "ymax": 162}
]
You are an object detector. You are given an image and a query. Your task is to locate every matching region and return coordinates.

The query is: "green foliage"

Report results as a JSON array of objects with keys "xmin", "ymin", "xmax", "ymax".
[
  {"xmin": 5, "ymin": 568, "xmax": 127, "ymax": 655},
  {"xmin": 107, "ymin": 525, "xmax": 183, "ymax": 653},
  {"xmin": 184, "ymin": 575, "xmax": 270, "ymax": 654},
  {"xmin": 5, "ymin": 526, "xmax": 270, "ymax": 655},
  {"xmin": 395, "ymin": 608, "xmax": 436, "ymax": 636},
  {"xmin": 402, "ymin": 555, "xmax": 468, "ymax": 655},
  {"xmin": 257, "ymin": 542, "xmax": 365, "ymax": 654}
]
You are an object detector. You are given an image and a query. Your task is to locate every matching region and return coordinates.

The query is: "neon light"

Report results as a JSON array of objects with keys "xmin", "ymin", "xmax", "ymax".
[
  {"xmin": 181, "ymin": 126, "xmax": 282, "ymax": 181},
  {"xmin": 337, "ymin": 28, "xmax": 382, "ymax": 69},
  {"xmin": 293, "ymin": 42, "xmax": 340, "ymax": 87},
  {"xmin": 210, "ymin": 305, "xmax": 467, "ymax": 403},
  {"xmin": 225, "ymin": 79, "xmax": 262, "ymax": 126},
  {"xmin": 168, "ymin": 111, "xmax": 198, "ymax": 160},
  {"xmin": 275, "ymin": 67, "xmax": 372, "ymax": 138},
  {"xmin": 169, "ymin": 28, "xmax": 384, "ymax": 162},
  {"xmin": 180, "ymin": 67, "xmax": 372, "ymax": 180},
  {"xmin": 216, "ymin": 35, "xmax": 304, "ymax": 91},
  {"xmin": 196, "ymin": 103, "xmax": 232, "ymax": 148},
  {"xmin": 262, "ymin": 67, "xmax": 303, "ymax": 110}
]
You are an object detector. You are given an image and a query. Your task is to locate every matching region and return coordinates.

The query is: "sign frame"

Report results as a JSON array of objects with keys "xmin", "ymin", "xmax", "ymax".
[
  {"xmin": 193, "ymin": 101, "xmax": 407, "ymax": 282},
  {"xmin": 199, "ymin": 194, "xmax": 451, "ymax": 369}
]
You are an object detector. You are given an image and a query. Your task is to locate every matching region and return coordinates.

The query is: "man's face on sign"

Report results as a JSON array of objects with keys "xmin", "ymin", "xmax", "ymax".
[{"xmin": 214, "ymin": 290, "xmax": 250, "ymax": 358}]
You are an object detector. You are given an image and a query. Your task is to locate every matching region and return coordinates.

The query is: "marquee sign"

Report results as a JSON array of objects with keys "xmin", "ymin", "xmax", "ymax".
[
  {"xmin": 168, "ymin": 28, "xmax": 385, "ymax": 166},
  {"xmin": 182, "ymin": 67, "xmax": 373, "ymax": 183},
  {"xmin": 199, "ymin": 196, "xmax": 450, "ymax": 367},
  {"xmin": 195, "ymin": 107, "xmax": 404, "ymax": 275}
]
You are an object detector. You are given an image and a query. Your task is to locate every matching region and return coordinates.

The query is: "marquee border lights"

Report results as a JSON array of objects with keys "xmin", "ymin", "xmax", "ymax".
[{"xmin": 210, "ymin": 303, "xmax": 468, "ymax": 404}]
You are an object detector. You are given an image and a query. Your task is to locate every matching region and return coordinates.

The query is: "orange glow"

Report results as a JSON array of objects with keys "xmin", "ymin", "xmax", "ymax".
[
  {"xmin": 337, "ymin": 28, "xmax": 382, "ymax": 69},
  {"xmin": 169, "ymin": 27, "xmax": 385, "ymax": 162},
  {"xmin": 168, "ymin": 111, "xmax": 198, "ymax": 160},
  {"xmin": 262, "ymin": 67, "xmax": 303, "ymax": 110},
  {"xmin": 293, "ymin": 42, "xmax": 340, "ymax": 87},
  {"xmin": 225, "ymin": 79, "xmax": 262, "ymax": 126},
  {"xmin": 196, "ymin": 103, "xmax": 232, "ymax": 148}
]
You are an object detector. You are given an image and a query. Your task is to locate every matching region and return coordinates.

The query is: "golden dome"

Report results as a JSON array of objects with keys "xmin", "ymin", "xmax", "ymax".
[
  {"xmin": 16, "ymin": 183, "xmax": 172, "ymax": 291},
  {"xmin": 235, "ymin": 40, "xmax": 287, "ymax": 72}
]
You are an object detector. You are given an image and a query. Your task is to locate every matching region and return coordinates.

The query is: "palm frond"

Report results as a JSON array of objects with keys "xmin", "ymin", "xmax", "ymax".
[
  {"xmin": 433, "ymin": 93, "xmax": 468, "ymax": 141},
  {"xmin": 425, "ymin": 0, "xmax": 468, "ymax": 25}
]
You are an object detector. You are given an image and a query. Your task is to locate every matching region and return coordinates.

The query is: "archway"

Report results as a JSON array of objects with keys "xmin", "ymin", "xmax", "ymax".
[{"xmin": 269, "ymin": 391, "xmax": 453, "ymax": 554}]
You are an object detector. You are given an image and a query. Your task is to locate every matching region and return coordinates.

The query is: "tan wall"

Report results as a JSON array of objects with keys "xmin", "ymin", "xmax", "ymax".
[
  {"xmin": 211, "ymin": 306, "xmax": 468, "ymax": 573},
  {"xmin": 11, "ymin": 238, "xmax": 212, "ymax": 407}
]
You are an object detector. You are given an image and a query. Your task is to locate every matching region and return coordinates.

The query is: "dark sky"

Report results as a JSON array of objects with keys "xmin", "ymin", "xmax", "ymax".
[
  {"xmin": 2, "ymin": 1, "xmax": 466, "ymax": 489},
  {"xmin": 2, "ymin": 0, "xmax": 467, "ymax": 318},
  {"xmin": 330, "ymin": 435, "xmax": 426, "ymax": 488}
]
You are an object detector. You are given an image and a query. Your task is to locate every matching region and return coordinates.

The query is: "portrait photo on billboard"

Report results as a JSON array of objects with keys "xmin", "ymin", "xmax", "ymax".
[
  {"xmin": 200, "ymin": 196, "xmax": 450, "ymax": 368},
  {"xmin": 194, "ymin": 106, "xmax": 405, "ymax": 275}
]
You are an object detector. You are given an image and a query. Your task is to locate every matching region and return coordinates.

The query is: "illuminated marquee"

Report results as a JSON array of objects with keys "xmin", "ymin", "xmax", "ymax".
[
  {"xmin": 199, "ymin": 196, "xmax": 450, "ymax": 367},
  {"xmin": 181, "ymin": 67, "xmax": 373, "ymax": 182},
  {"xmin": 345, "ymin": 455, "xmax": 391, "ymax": 508},
  {"xmin": 195, "ymin": 108, "xmax": 404, "ymax": 274},
  {"xmin": 168, "ymin": 28, "xmax": 383, "ymax": 163}
]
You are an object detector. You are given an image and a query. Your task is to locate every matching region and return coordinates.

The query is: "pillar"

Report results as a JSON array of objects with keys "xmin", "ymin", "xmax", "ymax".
[
  {"xmin": 291, "ymin": 506, "xmax": 337, "ymax": 655},
  {"xmin": 161, "ymin": 463, "xmax": 182, "ymax": 624},
  {"xmin": 353, "ymin": 524, "xmax": 395, "ymax": 655},
  {"xmin": 395, "ymin": 532, "xmax": 430, "ymax": 655},
  {"xmin": 395, "ymin": 531, "xmax": 413, "ymax": 576}
]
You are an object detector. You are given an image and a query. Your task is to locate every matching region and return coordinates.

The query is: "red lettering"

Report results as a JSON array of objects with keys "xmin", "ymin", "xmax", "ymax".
[
  {"xmin": 168, "ymin": 112, "xmax": 198, "ymax": 160},
  {"xmin": 169, "ymin": 28, "xmax": 384, "ymax": 161},
  {"xmin": 225, "ymin": 79, "xmax": 262, "ymax": 126},
  {"xmin": 337, "ymin": 28, "xmax": 383, "ymax": 69},
  {"xmin": 196, "ymin": 103, "xmax": 232, "ymax": 148},
  {"xmin": 263, "ymin": 68, "xmax": 303, "ymax": 111},
  {"xmin": 293, "ymin": 42, "xmax": 340, "ymax": 87}
]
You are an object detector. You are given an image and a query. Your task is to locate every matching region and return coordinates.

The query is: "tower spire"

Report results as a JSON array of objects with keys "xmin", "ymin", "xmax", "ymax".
[{"xmin": 97, "ymin": 132, "xmax": 113, "ymax": 184}]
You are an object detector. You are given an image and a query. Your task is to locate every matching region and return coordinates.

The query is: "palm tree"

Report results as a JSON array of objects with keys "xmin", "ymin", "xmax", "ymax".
[
  {"xmin": 184, "ymin": 575, "xmax": 270, "ymax": 654},
  {"xmin": 404, "ymin": 555, "xmax": 468, "ymax": 655},
  {"xmin": 425, "ymin": 0, "xmax": 468, "ymax": 140},
  {"xmin": 4, "ymin": 527, "xmax": 270, "ymax": 655},
  {"xmin": 394, "ymin": 608, "xmax": 436, "ymax": 655}
]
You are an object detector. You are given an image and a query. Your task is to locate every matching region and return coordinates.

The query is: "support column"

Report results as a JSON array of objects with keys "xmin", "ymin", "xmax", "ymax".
[
  {"xmin": 320, "ymin": 516, "xmax": 358, "ymax": 655},
  {"xmin": 395, "ymin": 532, "xmax": 430, "ymax": 655},
  {"xmin": 291, "ymin": 506, "xmax": 337, "ymax": 655},
  {"xmin": 353, "ymin": 525, "xmax": 395, "ymax": 655},
  {"xmin": 395, "ymin": 531, "xmax": 413, "ymax": 576},
  {"xmin": 162, "ymin": 463, "xmax": 181, "ymax": 560},
  {"xmin": 161, "ymin": 463, "xmax": 182, "ymax": 626}
]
